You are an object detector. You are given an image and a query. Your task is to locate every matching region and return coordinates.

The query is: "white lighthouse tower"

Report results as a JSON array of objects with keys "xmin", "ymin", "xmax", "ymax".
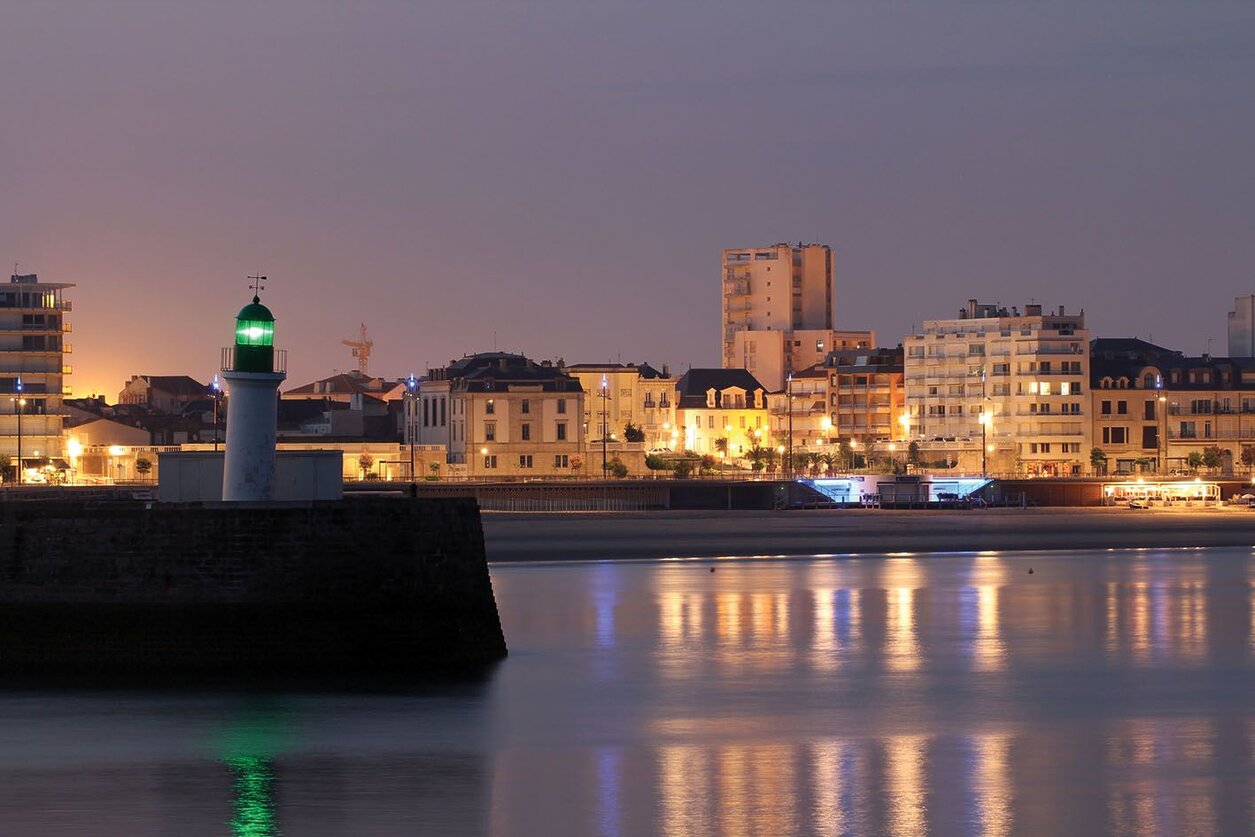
[{"xmin": 221, "ymin": 282, "xmax": 286, "ymax": 501}]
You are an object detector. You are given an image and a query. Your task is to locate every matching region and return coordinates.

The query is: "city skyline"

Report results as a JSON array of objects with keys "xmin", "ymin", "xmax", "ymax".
[{"xmin": 3, "ymin": 2, "xmax": 1253, "ymax": 397}]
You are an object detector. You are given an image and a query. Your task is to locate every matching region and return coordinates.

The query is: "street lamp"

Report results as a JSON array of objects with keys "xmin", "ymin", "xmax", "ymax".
[
  {"xmin": 406, "ymin": 373, "xmax": 418, "ymax": 494},
  {"xmin": 211, "ymin": 374, "xmax": 222, "ymax": 451},
  {"xmin": 600, "ymin": 374, "xmax": 609, "ymax": 479},
  {"xmin": 978, "ymin": 412, "xmax": 992, "ymax": 477},
  {"xmin": 786, "ymin": 373, "xmax": 794, "ymax": 480},
  {"xmin": 12, "ymin": 376, "xmax": 24, "ymax": 485}
]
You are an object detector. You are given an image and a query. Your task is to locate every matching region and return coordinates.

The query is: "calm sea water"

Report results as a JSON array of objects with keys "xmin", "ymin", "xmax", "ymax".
[{"xmin": 3, "ymin": 548, "xmax": 1255, "ymax": 836}]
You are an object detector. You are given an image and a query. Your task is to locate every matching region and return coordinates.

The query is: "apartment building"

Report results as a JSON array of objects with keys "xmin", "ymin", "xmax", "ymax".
[
  {"xmin": 415, "ymin": 352, "xmax": 585, "ymax": 477},
  {"xmin": 731, "ymin": 327, "xmax": 875, "ymax": 394},
  {"xmin": 904, "ymin": 300, "xmax": 1090, "ymax": 475},
  {"xmin": 723, "ymin": 243, "xmax": 868, "ymax": 391},
  {"xmin": 828, "ymin": 347, "xmax": 907, "ymax": 445},
  {"xmin": 674, "ymin": 368, "xmax": 770, "ymax": 459},
  {"xmin": 1090, "ymin": 338, "xmax": 1255, "ymax": 474},
  {"xmin": 565, "ymin": 362, "xmax": 678, "ymax": 450},
  {"xmin": 1, "ymin": 273, "xmax": 74, "ymax": 480}
]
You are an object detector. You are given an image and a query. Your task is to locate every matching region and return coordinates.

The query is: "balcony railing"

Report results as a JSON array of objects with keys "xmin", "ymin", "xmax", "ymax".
[{"xmin": 220, "ymin": 347, "xmax": 288, "ymax": 374}]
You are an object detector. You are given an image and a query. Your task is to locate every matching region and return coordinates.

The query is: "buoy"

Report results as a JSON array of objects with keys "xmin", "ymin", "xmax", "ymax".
[
  {"xmin": 710, "ymin": 567, "xmax": 716, "ymax": 573},
  {"xmin": 1028, "ymin": 568, "xmax": 1034, "ymax": 574}
]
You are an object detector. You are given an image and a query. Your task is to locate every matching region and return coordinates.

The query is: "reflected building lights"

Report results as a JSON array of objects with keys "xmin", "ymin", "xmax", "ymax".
[
  {"xmin": 887, "ymin": 587, "xmax": 920, "ymax": 672},
  {"xmin": 886, "ymin": 735, "xmax": 928, "ymax": 837},
  {"xmin": 973, "ymin": 734, "xmax": 1011, "ymax": 837}
]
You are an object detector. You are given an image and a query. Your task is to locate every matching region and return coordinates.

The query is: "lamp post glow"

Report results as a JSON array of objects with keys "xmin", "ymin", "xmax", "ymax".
[{"xmin": 786, "ymin": 373, "xmax": 794, "ymax": 480}]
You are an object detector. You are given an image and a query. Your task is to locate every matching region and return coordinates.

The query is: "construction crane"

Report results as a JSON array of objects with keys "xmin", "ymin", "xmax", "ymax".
[{"xmin": 341, "ymin": 323, "xmax": 373, "ymax": 376}]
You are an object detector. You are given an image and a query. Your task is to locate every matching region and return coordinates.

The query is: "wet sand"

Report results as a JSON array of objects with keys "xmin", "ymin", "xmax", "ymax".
[{"xmin": 482, "ymin": 506, "xmax": 1255, "ymax": 562}]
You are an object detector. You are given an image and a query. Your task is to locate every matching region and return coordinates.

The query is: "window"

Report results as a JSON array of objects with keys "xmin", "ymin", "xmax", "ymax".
[
  {"xmin": 1102, "ymin": 427, "xmax": 1128, "ymax": 445},
  {"xmin": 1101, "ymin": 400, "xmax": 1112, "ymax": 415},
  {"xmin": 485, "ymin": 400, "xmax": 495, "ymax": 415},
  {"xmin": 992, "ymin": 363, "xmax": 1009, "ymax": 376},
  {"xmin": 423, "ymin": 399, "xmax": 430, "ymax": 427},
  {"xmin": 483, "ymin": 455, "xmax": 497, "ymax": 469},
  {"xmin": 1142, "ymin": 426, "xmax": 1158, "ymax": 449},
  {"xmin": 1144, "ymin": 401, "xmax": 1156, "ymax": 420},
  {"xmin": 518, "ymin": 454, "xmax": 533, "ymax": 468},
  {"xmin": 556, "ymin": 422, "xmax": 567, "ymax": 441},
  {"xmin": 1191, "ymin": 399, "xmax": 1212, "ymax": 414},
  {"xmin": 553, "ymin": 454, "xmax": 569, "ymax": 468},
  {"xmin": 1117, "ymin": 401, "xmax": 1127, "ymax": 415},
  {"xmin": 440, "ymin": 398, "xmax": 447, "ymax": 426},
  {"xmin": 557, "ymin": 399, "xmax": 567, "ymax": 414},
  {"xmin": 484, "ymin": 422, "xmax": 496, "ymax": 441},
  {"xmin": 708, "ymin": 416, "xmax": 715, "ymax": 429},
  {"xmin": 521, "ymin": 399, "xmax": 530, "ymax": 414},
  {"xmin": 521, "ymin": 423, "xmax": 531, "ymax": 441}
]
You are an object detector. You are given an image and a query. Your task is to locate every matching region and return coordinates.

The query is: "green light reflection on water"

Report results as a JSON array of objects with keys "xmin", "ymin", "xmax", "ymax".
[{"xmin": 228, "ymin": 755, "xmax": 280, "ymax": 837}]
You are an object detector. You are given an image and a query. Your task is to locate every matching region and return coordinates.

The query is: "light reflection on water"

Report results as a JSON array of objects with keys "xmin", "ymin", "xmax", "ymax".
[{"xmin": 2, "ymin": 548, "xmax": 1255, "ymax": 835}]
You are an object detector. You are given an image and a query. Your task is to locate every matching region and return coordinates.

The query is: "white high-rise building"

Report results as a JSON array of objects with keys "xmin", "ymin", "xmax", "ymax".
[
  {"xmin": 1, "ymin": 273, "xmax": 74, "ymax": 482},
  {"xmin": 904, "ymin": 300, "xmax": 1090, "ymax": 476},
  {"xmin": 1228, "ymin": 295, "xmax": 1255, "ymax": 358}
]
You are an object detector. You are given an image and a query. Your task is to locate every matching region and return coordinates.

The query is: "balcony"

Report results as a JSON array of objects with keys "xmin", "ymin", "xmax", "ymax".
[{"xmin": 220, "ymin": 347, "xmax": 288, "ymax": 374}]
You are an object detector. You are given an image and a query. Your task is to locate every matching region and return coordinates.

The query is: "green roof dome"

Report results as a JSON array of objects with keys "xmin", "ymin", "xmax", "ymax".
[{"xmin": 236, "ymin": 299, "xmax": 275, "ymax": 322}]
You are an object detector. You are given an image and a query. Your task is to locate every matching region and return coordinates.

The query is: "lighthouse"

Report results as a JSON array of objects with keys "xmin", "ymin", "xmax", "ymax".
[{"xmin": 221, "ymin": 285, "xmax": 286, "ymax": 501}]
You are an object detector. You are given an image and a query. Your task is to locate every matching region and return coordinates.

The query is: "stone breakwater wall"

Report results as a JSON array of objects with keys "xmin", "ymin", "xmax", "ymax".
[{"xmin": 0, "ymin": 498, "xmax": 506, "ymax": 677}]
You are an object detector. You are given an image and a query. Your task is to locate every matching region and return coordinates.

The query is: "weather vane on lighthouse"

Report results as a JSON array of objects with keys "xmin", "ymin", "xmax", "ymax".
[{"xmin": 247, "ymin": 274, "xmax": 267, "ymax": 303}]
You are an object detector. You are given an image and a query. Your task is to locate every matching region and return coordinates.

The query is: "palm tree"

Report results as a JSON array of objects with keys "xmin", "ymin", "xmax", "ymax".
[
  {"xmin": 821, "ymin": 451, "xmax": 838, "ymax": 477},
  {"xmin": 714, "ymin": 437, "xmax": 729, "ymax": 475}
]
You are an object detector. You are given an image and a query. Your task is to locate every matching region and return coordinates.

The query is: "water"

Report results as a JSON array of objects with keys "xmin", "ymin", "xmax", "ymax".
[{"xmin": 3, "ymin": 548, "xmax": 1255, "ymax": 836}]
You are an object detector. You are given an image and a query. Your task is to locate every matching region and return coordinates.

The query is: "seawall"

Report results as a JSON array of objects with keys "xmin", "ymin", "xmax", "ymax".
[{"xmin": 0, "ymin": 497, "xmax": 506, "ymax": 677}]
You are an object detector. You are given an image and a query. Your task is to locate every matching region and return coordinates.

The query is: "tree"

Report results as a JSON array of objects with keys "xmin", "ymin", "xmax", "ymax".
[
  {"xmin": 713, "ymin": 437, "xmax": 729, "ymax": 474},
  {"xmin": 1201, "ymin": 445, "xmax": 1223, "ymax": 472},
  {"xmin": 699, "ymin": 454, "xmax": 717, "ymax": 476},
  {"xmin": 765, "ymin": 447, "xmax": 779, "ymax": 474},
  {"xmin": 1089, "ymin": 447, "xmax": 1108, "ymax": 474},
  {"xmin": 747, "ymin": 444, "xmax": 767, "ymax": 472},
  {"xmin": 135, "ymin": 457, "xmax": 153, "ymax": 480},
  {"xmin": 673, "ymin": 459, "xmax": 695, "ymax": 478},
  {"xmin": 358, "ymin": 452, "xmax": 374, "ymax": 479},
  {"xmin": 645, "ymin": 453, "xmax": 669, "ymax": 472},
  {"xmin": 820, "ymin": 451, "xmax": 837, "ymax": 477},
  {"xmin": 1187, "ymin": 451, "xmax": 1203, "ymax": 471},
  {"xmin": 427, "ymin": 462, "xmax": 442, "ymax": 481},
  {"xmin": 622, "ymin": 422, "xmax": 645, "ymax": 443},
  {"xmin": 838, "ymin": 439, "xmax": 854, "ymax": 471},
  {"xmin": 1242, "ymin": 446, "xmax": 1255, "ymax": 469},
  {"xmin": 907, "ymin": 441, "xmax": 922, "ymax": 467},
  {"xmin": 607, "ymin": 457, "xmax": 629, "ymax": 478}
]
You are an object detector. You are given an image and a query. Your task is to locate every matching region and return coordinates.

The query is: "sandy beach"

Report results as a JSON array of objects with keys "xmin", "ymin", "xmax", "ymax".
[{"xmin": 481, "ymin": 506, "xmax": 1255, "ymax": 562}]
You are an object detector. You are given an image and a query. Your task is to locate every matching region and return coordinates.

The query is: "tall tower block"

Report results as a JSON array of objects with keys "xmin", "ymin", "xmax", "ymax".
[{"xmin": 221, "ymin": 292, "xmax": 286, "ymax": 501}]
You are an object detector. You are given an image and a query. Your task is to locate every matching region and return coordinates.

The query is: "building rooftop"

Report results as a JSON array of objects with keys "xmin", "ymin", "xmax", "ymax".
[{"xmin": 675, "ymin": 368, "xmax": 768, "ymax": 407}]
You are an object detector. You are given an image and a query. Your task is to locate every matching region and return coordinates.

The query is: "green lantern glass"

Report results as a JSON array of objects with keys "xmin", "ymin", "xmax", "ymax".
[{"xmin": 233, "ymin": 299, "xmax": 275, "ymax": 372}]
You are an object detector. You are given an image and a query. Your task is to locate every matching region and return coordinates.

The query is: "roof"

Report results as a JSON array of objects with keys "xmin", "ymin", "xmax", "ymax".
[
  {"xmin": 675, "ymin": 368, "xmax": 767, "ymax": 407},
  {"xmin": 131, "ymin": 376, "xmax": 210, "ymax": 398},
  {"xmin": 1090, "ymin": 338, "xmax": 1255, "ymax": 391},
  {"xmin": 827, "ymin": 346, "xmax": 905, "ymax": 373},
  {"xmin": 440, "ymin": 352, "xmax": 584, "ymax": 393},
  {"xmin": 566, "ymin": 361, "xmax": 670, "ymax": 379},
  {"xmin": 285, "ymin": 371, "xmax": 390, "ymax": 399}
]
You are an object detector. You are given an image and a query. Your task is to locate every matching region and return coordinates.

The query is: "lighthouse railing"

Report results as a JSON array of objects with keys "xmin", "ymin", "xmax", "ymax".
[{"xmin": 220, "ymin": 346, "xmax": 287, "ymax": 374}]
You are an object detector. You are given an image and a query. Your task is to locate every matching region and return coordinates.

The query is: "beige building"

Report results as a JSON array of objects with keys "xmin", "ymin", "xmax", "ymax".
[
  {"xmin": 1090, "ymin": 338, "xmax": 1255, "ymax": 474},
  {"xmin": 733, "ymin": 327, "xmax": 875, "ymax": 394},
  {"xmin": 414, "ymin": 352, "xmax": 586, "ymax": 478},
  {"xmin": 1, "ymin": 272, "xmax": 74, "ymax": 480},
  {"xmin": 566, "ymin": 362, "xmax": 678, "ymax": 450},
  {"xmin": 674, "ymin": 368, "xmax": 770, "ymax": 460},
  {"xmin": 722, "ymin": 243, "xmax": 874, "ymax": 391},
  {"xmin": 829, "ymin": 347, "xmax": 908, "ymax": 446},
  {"xmin": 905, "ymin": 300, "xmax": 1090, "ymax": 475}
]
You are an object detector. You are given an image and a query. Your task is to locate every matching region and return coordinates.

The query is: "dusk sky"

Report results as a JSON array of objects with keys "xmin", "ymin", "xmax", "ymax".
[{"xmin": 3, "ymin": 1, "xmax": 1253, "ymax": 397}]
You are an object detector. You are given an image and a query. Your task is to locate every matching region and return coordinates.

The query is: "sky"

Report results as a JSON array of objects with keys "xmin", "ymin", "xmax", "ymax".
[{"xmin": 2, "ymin": 1, "xmax": 1253, "ymax": 398}]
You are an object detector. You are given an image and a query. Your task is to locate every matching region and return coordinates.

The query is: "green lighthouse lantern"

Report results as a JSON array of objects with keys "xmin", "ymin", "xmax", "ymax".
[{"xmin": 233, "ymin": 294, "xmax": 275, "ymax": 373}]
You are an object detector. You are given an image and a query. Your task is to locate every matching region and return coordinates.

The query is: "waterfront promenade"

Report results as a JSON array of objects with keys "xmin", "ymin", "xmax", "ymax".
[{"xmin": 482, "ymin": 507, "xmax": 1255, "ymax": 562}]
